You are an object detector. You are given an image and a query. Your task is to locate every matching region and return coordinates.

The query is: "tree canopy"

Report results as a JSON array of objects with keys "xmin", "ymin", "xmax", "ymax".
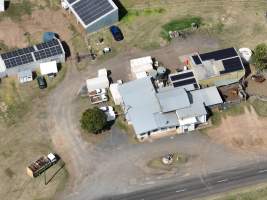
[
  {"xmin": 251, "ymin": 43, "xmax": 267, "ymax": 72},
  {"xmin": 80, "ymin": 107, "xmax": 107, "ymax": 134}
]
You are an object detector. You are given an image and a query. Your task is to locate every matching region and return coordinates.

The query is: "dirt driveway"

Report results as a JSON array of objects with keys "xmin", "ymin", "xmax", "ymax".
[{"xmin": 207, "ymin": 106, "xmax": 267, "ymax": 153}]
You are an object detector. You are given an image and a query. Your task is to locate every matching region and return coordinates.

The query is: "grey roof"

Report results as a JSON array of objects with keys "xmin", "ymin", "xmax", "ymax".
[
  {"xmin": 154, "ymin": 112, "xmax": 179, "ymax": 129},
  {"xmin": 17, "ymin": 69, "xmax": 32, "ymax": 77},
  {"xmin": 190, "ymin": 86, "xmax": 223, "ymax": 106},
  {"xmin": 119, "ymin": 77, "xmax": 161, "ymax": 135},
  {"xmin": 66, "ymin": 0, "xmax": 117, "ymax": 27},
  {"xmin": 156, "ymin": 87, "xmax": 190, "ymax": 112},
  {"xmin": 176, "ymin": 100, "xmax": 207, "ymax": 119}
]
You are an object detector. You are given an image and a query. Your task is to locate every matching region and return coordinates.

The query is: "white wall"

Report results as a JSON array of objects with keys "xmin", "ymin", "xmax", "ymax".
[{"xmin": 0, "ymin": 0, "xmax": 4, "ymax": 12}]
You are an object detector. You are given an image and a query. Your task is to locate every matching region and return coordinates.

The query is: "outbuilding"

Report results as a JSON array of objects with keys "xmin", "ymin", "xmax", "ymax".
[
  {"xmin": 110, "ymin": 82, "xmax": 123, "ymax": 105},
  {"xmin": 86, "ymin": 76, "xmax": 109, "ymax": 92},
  {"xmin": 62, "ymin": 0, "xmax": 119, "ymax": 33},
  {"xmin": 17, "ymin": 70, "xmax": 33, "ymax": 83},
  {"xmin": 0, "ymin": 0, "xmax": 4, "ymax": 12},
  {"xmin": 40, "ymin": 61, "xmax": 58, "ymax": 76},
  {"xmin": 130, "ymin": 56, "xmax": 154, "ymax": 79}
]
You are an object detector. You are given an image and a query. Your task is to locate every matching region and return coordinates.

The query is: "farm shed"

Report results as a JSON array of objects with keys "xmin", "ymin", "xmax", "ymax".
[
  {"xmin": 40, "ymin": 61, "xmax": 58, "ymax": 75},
  {"xmin": 189, "ymin": 47, "xmax": 245, "ymax": 87},
  {"xmin": 62, "ymin": 0, "xmax": 119, "ymax": 33},
  {"xmin": 86, "ymin": 76, "xmax": 109, "ymax": 92},
  {"xmin": 0, "ymin": 39, "xmax": 65, "ymax": 77}
]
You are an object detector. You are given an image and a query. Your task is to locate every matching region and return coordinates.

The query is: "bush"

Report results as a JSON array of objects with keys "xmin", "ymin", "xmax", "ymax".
[
  {"xmin": 80, "ymin": 107, "xmax": 107, "ymax": 134},
  {"xmin": 251, "ymin": 43, "xmax": 267, "ymax": 72}
]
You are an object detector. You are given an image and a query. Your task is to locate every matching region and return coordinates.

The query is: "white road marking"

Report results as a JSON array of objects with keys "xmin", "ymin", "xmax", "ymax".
[
  {"xmin": 217, "ymin": 179, "xmax": 228, "ymax": 183},
  {"xmin": 258, "ymin": 169, "xmax": 267, "ymax": 173},
  {"xmin": 176, "ymin": 188, "xmax": 186, "ymax": 193}
]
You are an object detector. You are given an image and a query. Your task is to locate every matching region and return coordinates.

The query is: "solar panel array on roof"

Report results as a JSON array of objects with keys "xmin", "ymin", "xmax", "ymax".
[
  {"xmin": 67, "ymin": 0, "xmax": 77, "ymax": 4},
  {"xmin": 221, "ymin": 57, "xmax": 244, "ymax": 74},
  {"xmin": 72, "ymin": 0, "xmax": 113, "ymax": 26},
  {"xmin": 173, "ymin": 78, "xmax": 197, "ymax": 88},
  {"xmin": 170, "ymin": 72, "xmax": 194, "ymax": 81},
  {"xmin": 192, "ymin": 55, "xmax": 202, "ymax": 65},
  {"xmin": 199, "ymin": 47, "xmax": 237, "ymax": 61},
  {"xmin": 1, "ymin": 39, "xmax": 64, "ymax": 69}
]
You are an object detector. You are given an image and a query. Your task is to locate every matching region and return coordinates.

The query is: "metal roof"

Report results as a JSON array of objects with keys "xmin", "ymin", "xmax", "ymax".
[
  {"xmin": 65, "ymin": 0, "xmax": 118, "ymax": 28},
  {"xmin": 156, "ymin": 87, "xmax": 190, "ymax": 113}
]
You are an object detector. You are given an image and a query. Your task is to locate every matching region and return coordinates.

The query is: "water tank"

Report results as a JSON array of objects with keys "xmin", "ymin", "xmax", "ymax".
[
  {"xmin": 148, "ymin": 69, "xmax": 157, "ymax": 79},
  {"xmin": 43, "ymin": 32, "xmax": 56, "ymax": 42},
  {"xmin": 157, "ymin": 66, "xmax": 166, "ymax": 79},
  {"xmin": 239, "ymin": 48, "xmax": 252, "ymax": 63}
]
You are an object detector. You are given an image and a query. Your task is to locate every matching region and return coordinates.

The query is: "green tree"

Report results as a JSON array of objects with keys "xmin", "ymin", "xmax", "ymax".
[
  {"xmin": 252, "ymin": 43, "xmax": 267, "ymax": 72},
  {"xmin": 80, "ymin": 107, "xmax": 107, "ymax": 134}
]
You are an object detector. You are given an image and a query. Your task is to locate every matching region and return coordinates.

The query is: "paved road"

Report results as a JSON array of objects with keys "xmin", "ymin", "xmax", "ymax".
[{"xmin": 106, "ymin": 162, "xmax": 267, "ymax": 200}]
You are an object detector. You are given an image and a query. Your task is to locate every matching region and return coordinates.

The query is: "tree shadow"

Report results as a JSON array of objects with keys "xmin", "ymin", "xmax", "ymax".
[{"xmin": 112, "ymin": 0, "xmax": 127, "ymax": 20}]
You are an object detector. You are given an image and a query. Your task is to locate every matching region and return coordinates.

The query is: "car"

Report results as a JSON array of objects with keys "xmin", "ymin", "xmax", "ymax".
[
  {"xmin": 99, "ymin": 106, "xmax": 114, "ymax": 112},
  {"xmin": 36, "ymin": 76, "xmax": 47, "ymax": 89},
  {"xmin": 109, "ymin": 26, "xmax": 124, "ymax": 41}
]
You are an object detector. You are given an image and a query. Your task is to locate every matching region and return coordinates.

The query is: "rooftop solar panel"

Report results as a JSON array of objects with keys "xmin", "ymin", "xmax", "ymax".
[
  {"xmin": 200, "ymin": 47, "xmax": 237, "ymax": 61},
  {"xmin": 170, "ymin": 72, "xmax": 194, "ymax": 81},
  {"xmin": 192, "ymin": 55, "xmax": 202, "ymax": 65},
  {"xmin": 221, "ymin": 57, "xmax": 244, "ymax": 74},
  {"xmin": 67, "ymin": 0, "xmax": 77, "ymax": 4},
  {"xmin": 73, "ymin": 0, "xmax": 114, "ymax": 26},
  {"xmin": 173, "ymin": 78, "xmax": 196, "ymax": 88},
  {"xmin": 36, "ymin": 39, "xmax": 60, "ymax": 50}
]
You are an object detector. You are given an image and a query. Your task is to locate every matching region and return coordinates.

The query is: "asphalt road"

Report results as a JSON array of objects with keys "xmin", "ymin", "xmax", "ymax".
[{"xmin": 105, "ymin": 161, "xmax": 267, "ymax": 200}]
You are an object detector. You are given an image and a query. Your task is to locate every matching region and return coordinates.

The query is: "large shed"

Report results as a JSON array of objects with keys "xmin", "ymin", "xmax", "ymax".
[
  {"xmin": 63, "ymin": 0, "xmax": 119, "ymax": 33},
  {"xmin": 0, "ymin": 39, "xmax": 65, "ymax": 77}
]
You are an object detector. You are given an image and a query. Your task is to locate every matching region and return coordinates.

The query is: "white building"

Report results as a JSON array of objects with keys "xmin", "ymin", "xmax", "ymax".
[
  {"xmin": 40, "ymin": 61, "xmax": 58, "ymax": 75},
  {"xmin": 110, "ymin": 82, "xmax": 123, "ymax": 105},
  {"xmin": 86, "ymin": 76, "xmax": 109, "ymax": 92},
  {"xmin": 0, "ymin": 0, "xmax": 4, "ymax": 12},
  {"xmin": 130, "ymin": 56, "xmax": 153, "ymax": 79}
]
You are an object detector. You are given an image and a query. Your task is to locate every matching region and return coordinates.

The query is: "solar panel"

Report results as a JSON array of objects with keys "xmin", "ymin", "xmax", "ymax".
[
  {"xmin": 34, "ymin": 45, "xmax": 63, "ymax": 61},
  {"xmin": 36, "ymin": 39, "xmax": 59, "ymax": 50},
  {"xmin": 170, "ymin": 72, "xmax": 194, "ymax": 81},
  {"xmin": 73, "ymin": 0, "xmax": 114, "ymax": 26},
  {"xmin": 192, "ymin": 55, "xmax": 202, "ymax": 65},
  {"xmin": 200, "ymin": 47, "xmax": 237, "ymax": 61},
  {"xmin": 173, "ymin": 78, "xmax": 196, "ymax": 88},
  {"xmin": 221, "ymin": 57, "xmax": 244, "ymax": 74},
  {"xmin": 4, "ymin": 53, "xmax": 34, "ymax": 68}
]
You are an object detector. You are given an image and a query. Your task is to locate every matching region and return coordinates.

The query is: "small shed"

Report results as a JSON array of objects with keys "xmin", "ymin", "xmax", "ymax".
[
  {"xmin": 18, "ymin": 70, "xmax": 33, "ymax": 83},
  {"xmin": 86, "ymin": 76, "xmax": 109, "ymax": 92},
  {"xmin": 110, "ymin": 82, "xmax": 123, "ymax": 105},
  {"xmin": 0, "ymin": 0, "xmax": 4, "ymax": 12},
  {"xmin": 98, "ymin": 68, "xmax": 108, "ymax": 77},
  {"xmin": 130, "ymin": 56, "xmax": 153, "ymax": 79},
  {"xmin": 40, "ymin": 61, "xmax": 58, "ymax": 75}
]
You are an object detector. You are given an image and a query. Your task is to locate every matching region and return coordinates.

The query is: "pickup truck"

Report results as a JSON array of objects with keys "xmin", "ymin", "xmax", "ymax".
[
  {"xmin": 89, "ymin": 88, "xmax": 107, "ymax": 97},
  {"xmin": 90, "ymin": 94, "xmax": 108, "ymax": 104}
]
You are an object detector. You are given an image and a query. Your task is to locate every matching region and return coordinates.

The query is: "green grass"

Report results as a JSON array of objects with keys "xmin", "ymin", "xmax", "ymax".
[
  {"xmin": 161, "ymin": 16, "xmax": 202, "ymax": 40},
  {"xmin": 122, "ymin": 8, "xmax": 166, "ymax": 24},
  {"xmin": 0, "ymin": 0, "xmax": 34, "ymax": 21},
  {"xmin": 0, "ymin": 40, "xmax": 8, "ymax": 52},
  {"xmin": 214, "ymin": 186, "xmax": 267, "ymax": 200},
  {"xmin": 249, "ymin": 98, "xmax": 267, "ymax": 117}
]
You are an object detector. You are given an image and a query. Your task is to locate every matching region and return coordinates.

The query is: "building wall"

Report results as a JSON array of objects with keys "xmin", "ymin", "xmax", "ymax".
[
  {"xmin": 0, "ymin": 0, "xmax": 4, "ymax": 12},
  {"xmin": 199, "ymin": 69, "xmax": 245, "ymax": 87},
  {"xmin": 86, "ymin": 9, "xmax": 119, "ymax": 33}
]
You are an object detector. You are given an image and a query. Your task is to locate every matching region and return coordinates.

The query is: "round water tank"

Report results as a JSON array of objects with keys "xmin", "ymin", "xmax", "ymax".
[
  {"xmin": 148, "ymin": 69, "xmax": 158, "ymax": 79},
  {"xmin": 157, "ymin": 66, "xmax": 166, "ymax": 79},
  {"xmin": 43, "ymin": 32, "xmax": 56, "ymax": 43},
  {"xmin": 239, "ymin": 48, "xmax": 252, "ymax": 62}
]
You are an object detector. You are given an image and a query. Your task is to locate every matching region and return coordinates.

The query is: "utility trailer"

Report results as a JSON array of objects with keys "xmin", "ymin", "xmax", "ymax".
[
  {"xmin": 89, "ymin": 88, "xmax": 107, "ymax": 97},
  {"xmin": 26, "ymin": 153, "xmax": 58, "ymax": 178},
  {"xmin": 90, "ymin": 94, "xmax": 108, "ymax": 104}
]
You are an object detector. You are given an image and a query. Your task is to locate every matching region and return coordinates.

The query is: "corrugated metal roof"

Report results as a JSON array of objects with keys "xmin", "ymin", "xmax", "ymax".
[{"xmin": 156, "ymin": 87, "xmax": 190, "ymax": 112}]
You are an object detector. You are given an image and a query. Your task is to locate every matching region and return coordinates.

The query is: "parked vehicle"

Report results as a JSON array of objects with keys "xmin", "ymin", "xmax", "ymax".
[
  {"xmin": 26, "ymin": 153, "xmax": 58, "ymax": 178},
  {"xmin": 90, "ymin": 94, "xmax": 108, "ymax": 104},
  {"xmin": 89, "ymin": 88, "xmax": 107, "ymax": 97},
  {"xmin": 99, "ymin": 106, "xmax": 114, "ymax": 112},
  {"xmin": 37, "ymin": 76, "xmax": 47, "ymax": 89},
  {"xmin": 109, "ymin": 26, "xmax": 124, "ymax": 41},
  {"xmin": 99, "ymin": 106, "xmax": 116, "ymax": 121}
]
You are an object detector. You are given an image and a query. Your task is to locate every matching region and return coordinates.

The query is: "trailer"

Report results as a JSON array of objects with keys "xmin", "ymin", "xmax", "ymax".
[
  {"xmin": 89, "ymin": 88, "xmax": 107, "ymax": 97},
  {"xmin": 26, "ymin": 153, "xmax": 58, "ymax": 178},
  {"xmin": 90, "ymin": 94, "xmax": 108, "ymax": 104}
]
